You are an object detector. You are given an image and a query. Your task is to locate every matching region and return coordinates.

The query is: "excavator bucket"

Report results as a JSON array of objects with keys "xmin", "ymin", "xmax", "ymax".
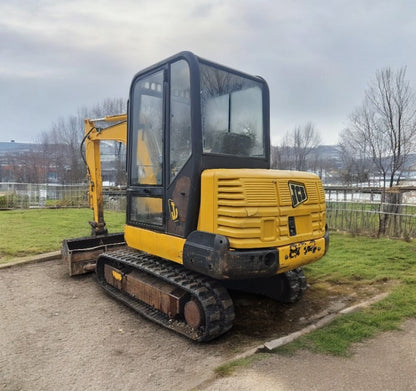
[{"xmin": 62, "ymin": 232, "xmax": 126, "ymax": 276}]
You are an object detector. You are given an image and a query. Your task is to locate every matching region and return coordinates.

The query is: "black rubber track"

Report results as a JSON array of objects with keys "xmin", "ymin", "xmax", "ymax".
[
  {"xmin": 279, "ymin": 267, "xmax": 307, "ymax": 303},
  {"xmin": 96, "ymin": 248, "xmax": 235, "ymax": 342}
]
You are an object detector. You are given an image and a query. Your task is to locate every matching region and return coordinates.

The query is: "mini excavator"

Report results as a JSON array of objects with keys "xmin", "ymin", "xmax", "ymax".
[{"xmin": 62, "ymin": 52, "xmax": 329, "ymax": 341}]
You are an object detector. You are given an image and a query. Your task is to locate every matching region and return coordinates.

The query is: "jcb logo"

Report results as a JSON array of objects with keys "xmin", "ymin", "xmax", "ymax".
[
  {"xmin": 168, "ymin": 199, "xmax": 179, "ymax": 221},
  {"xmin": 289, "ymin": 182, "xmax": 308, "ymax": 208}
]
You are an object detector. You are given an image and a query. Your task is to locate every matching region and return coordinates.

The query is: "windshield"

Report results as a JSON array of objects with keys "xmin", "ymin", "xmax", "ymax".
[{"xmin": 200, "ymin": 63, "xmax": 264, "ymax": 157}]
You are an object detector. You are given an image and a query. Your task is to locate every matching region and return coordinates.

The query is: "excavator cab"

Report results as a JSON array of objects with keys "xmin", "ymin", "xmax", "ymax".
[{"xmin": 126, "ymin": 52, "xmax": 269, "ymax": 243}]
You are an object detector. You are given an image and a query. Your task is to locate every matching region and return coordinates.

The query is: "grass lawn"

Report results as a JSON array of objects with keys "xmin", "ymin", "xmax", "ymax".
[
  {"xmin": 1, "ymin": 208, "xmax": 416, "ymax": 358},
  {"xmin": 216, "ymin": 234, "xmax": 416, "ymax": 375},
  {"xmin": 0, "ymin": 208, "xmax": 125, "ymax": 262},
  {"xmin": 275, "ymin": 233, "xmax": 416, "ymax": 356}
]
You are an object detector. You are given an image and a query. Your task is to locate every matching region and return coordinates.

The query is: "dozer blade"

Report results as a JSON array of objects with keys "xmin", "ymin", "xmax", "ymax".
[{"xmin": 62, "ymin": 232, "xmax": 126, "ymax": 276}]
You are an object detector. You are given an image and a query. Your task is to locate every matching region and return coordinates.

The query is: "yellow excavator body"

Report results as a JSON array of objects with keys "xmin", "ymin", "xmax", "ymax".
[{"xmin": 62, "ymin": 51, "xmax": 328, "ymax": 341}]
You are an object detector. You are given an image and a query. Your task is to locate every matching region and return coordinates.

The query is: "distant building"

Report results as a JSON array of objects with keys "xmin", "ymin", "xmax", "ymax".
[
  {"xmin": 0, "ymin": 141, "xmax": 34, "ymax": 155},
  {"xmin": 0, "ymin": 141, "xmax": 126, "ymax": 185}
]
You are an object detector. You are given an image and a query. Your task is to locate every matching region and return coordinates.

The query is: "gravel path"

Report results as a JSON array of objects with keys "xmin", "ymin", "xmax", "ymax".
[
  {"xmin": 2, "ymin": 258, "xmax": 413, "ymax": 391},
  {"xmin": 0, "ymin": 260, "xmax": 227, "ymax": 390}
]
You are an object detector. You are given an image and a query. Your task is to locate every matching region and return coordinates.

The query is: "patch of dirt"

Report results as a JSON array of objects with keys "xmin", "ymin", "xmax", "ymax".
[
  {"xmin": 0, "ymin": 259, "xmax": 390, "ymax": 391},
  {"xmin": 222, "ymin": 286, "xmax": 348, "ymax": 349},
  {"xmin": 217, "ymin": 277, "xmax": 395, "ymax": 352}
]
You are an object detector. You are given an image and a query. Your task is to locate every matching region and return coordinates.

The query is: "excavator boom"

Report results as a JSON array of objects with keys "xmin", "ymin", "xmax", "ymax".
[
  {"xmin": 62, "ymin": 115, "xmax": 127, "ymax": 276},
  {"xmin": 83, "ymin": 114, "xmax": 127, "ymax": 235}
]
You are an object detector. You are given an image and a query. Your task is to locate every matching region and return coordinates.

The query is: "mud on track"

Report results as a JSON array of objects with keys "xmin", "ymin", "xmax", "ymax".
[{"xmin": 0, "ymin": 259, "xmax": 351, "ymax": 391}]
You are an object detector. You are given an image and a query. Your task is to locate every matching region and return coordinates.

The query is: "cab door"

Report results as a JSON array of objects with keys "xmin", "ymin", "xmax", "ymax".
[
  {"xmin": 127, "ymin": 58, "xmax": 196, "ymax": 237},
  {"xmin": 127, "ymin": 68, "xmax": 166, "ymax": 230}
]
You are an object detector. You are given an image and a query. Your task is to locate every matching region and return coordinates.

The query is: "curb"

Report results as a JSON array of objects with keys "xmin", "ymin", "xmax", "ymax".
[
  {"xmin": 226, "ymin": 292, "xmax": 390, "ymax": 363},
  {"xmin": 263, "ymin": 292, "xmax": 389, "ymax": 351},
  {"xmin": 0, "ymin": 251, "xmax": 61, "ymax": 270}
]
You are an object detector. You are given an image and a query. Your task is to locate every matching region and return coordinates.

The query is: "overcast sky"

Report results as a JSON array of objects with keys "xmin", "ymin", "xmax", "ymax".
[{"xmin": 1, "ymin": 0, "xmax": 415, "ymax": 145}]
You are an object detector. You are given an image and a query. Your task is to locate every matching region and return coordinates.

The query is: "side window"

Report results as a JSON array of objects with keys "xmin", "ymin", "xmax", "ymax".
[
  {"xmin": 130, "ymin": 70, "xmax": 164, "ymax": 185},
  {"xmin": 170, "ymin": 60, "xmax": 191, "ymax": 182},
  {"xmin": 130, "ymin": 196, "xmax": 163, "ymax": 226}
]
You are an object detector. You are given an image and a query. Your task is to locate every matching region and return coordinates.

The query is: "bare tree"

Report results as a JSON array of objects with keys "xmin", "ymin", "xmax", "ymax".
[
  {"xmin": 40, "ymin": 98, "xmax": 127, "ymax": 184},
  {"xmin": 271, "ymin": 140, "xmax": 290, "ymax": 169},
  {"xmin": 273, "ymin": 122, "xmax": 321, "ymax": 171},
  {"xmin": 338, "ymin": 129, "xmax": 372, "ymax": 185},
  {"xmin": 0, "ymin": 98, "xmax": 127, "ymax": 184},
  {"xmin": 342, "ymin": 66, "xmax": 416, "ymax": 235},
  {"xmin": 349, "ymin": 67, "xmax": 416, "ymax": 188}
]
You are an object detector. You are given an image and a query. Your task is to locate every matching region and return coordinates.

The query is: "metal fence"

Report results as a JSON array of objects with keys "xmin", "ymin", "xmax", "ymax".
[
  {"xmin": 326, "ymin": 201, "xmax": 416, "ymax": 239},
  {"xmin": 0, "ymin": 183, "xmax": 126, "ymax": 211},
  {"xmin": 2, "ymin": 182, "xmax": 416, "ymax": 239},
  {"xmin": 325, "ymin": 186, "xmax": 416, "ymax": 238}
]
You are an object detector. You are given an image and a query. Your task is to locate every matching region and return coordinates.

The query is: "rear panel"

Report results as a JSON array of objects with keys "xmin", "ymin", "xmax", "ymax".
[{"xmin": 198, "ymin": 169, "xmax": 326, "ymax": 250}]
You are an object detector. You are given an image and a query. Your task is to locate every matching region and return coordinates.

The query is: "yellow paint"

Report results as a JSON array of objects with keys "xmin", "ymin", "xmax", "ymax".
[
  {"xmin": 125, "ymin": 168, "xmax": 327, "ymax": 275},
  {"xmin": 197, "ymin": 168, "xmax": 326, "ymax": 250},
  {"xmin": 84, "ymin": 117, "xmax": 127, "ymax": 229},
  {"xmin": 277, "ymin": 237, "xmax": 326, "ymax": 273},
  {"xmin": 197, "ymin": 170, "xmax": 215, "ymax": 232},
  {"xmin": 124, "ymin": 225, "xmax": 185, "ymax": 265},
  {"xmin": 112, "ymin": 270, "xmax": 122, "ymax": 281},
  {"xmin": 168, "ymin": 199, "xmax": 179, "ymax": 221}
]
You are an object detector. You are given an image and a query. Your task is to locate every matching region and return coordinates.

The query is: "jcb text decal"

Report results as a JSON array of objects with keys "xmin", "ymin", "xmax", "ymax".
[{"xmin": 289, "ymin": 240, "xmax": 317, "ymax": 259}]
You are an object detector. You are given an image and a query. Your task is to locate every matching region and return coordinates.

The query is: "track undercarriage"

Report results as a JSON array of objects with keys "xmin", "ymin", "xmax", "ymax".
[
  {"xmin": 95, "ymin": 248, "xmax": 308, "ymax": 341},
  {"xmin": 96, "ymin": 248, "xmax": 235, "ymax": 342}
]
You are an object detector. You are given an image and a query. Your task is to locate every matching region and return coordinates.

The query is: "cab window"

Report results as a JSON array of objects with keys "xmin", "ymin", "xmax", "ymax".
[
  {"xmin": 169, "ymin": 60, "xmax": 191, "ymax": 182},
  {"xmin": 200, "ymin": 63, "xmax": 264, "ymax": 157},
  {"xmin": 130, "ymin": 70, "xmax": 164, "ymax": 185}
]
